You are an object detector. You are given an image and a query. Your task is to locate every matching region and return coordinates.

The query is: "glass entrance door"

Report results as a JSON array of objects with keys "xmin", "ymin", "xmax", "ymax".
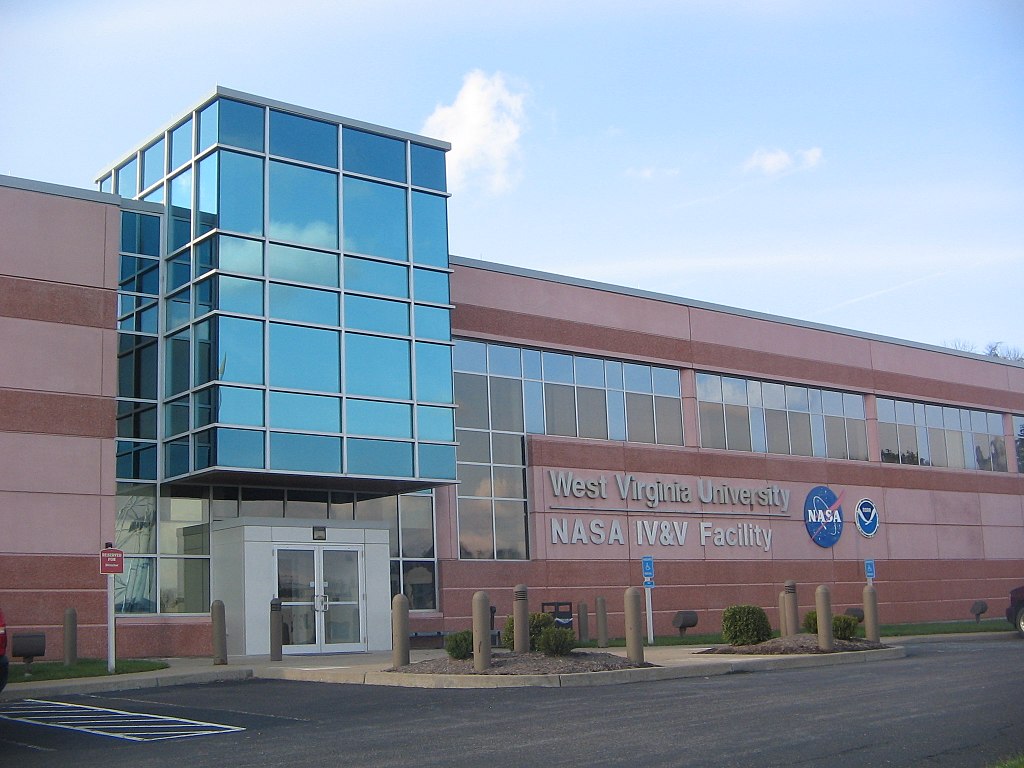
[{"xmin": 275, "ymin": 545, "xmax": 365, "ymax": 654}]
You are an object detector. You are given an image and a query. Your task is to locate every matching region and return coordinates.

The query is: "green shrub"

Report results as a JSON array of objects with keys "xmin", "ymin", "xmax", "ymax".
[
  {"xmin": 537, "ymin": 626, "xmax": 577, "ymax": 656},
  {"xmin": 832, "ymin": 614, "xmax": 858, "ymax": 640},
  {"xmin": 802, "ymin": 610, "xmax": 859, "ymax": 640},
  {"xmin": 802, "ymin": 610, "xmax": 818, "ymax": 634},
  {"xmin": 501, "ymin": 611, "xmax": 555, "ymax": 651},
  {"xmin": 722, "ymin": 605, "xmax": 772, "ymax": 646},
  {"xmin": 444, "ymin": 630, "xmax": 474, "ymax": 660}
]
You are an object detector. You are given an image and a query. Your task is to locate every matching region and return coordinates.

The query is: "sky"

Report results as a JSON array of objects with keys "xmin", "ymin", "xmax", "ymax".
[{"xmin": 2, "ymin": 0, "xmax": 1022, "ymax": 354}]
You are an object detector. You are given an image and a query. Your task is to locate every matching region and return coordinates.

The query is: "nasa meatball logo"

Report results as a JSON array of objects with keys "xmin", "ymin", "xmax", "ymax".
[
  {"xmin": 804, "ymin": 485, "xmax": 844, "ymax": 548},
  {"xmin": 855, "ymin": 498, "xmax": 879, "ymax": 537}
]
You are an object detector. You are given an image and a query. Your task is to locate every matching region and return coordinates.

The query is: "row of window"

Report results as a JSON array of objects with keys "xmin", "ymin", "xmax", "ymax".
[{"xmin": 103, "ymin": 97, "xmax": 447, "ymax": 199}]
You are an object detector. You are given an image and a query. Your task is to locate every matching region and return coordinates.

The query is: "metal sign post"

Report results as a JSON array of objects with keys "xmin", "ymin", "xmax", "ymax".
[
  {"xmin": 100, "ymin": 545, "xmax": 124, "ymax": 673},
  {"xmin": 641, "ymin": 556, "xmax": 655, "ymax": 645}
]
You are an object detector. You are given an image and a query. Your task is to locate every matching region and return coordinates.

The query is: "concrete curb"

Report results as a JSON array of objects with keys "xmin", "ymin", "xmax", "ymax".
[{"xmin": 0, "ymin": 667, "xmax": 252, "ymax": 701}]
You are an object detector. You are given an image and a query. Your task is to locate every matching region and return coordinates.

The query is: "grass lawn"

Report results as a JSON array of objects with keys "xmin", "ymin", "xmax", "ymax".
[{"xmin": 7, "ymin": 658, "xmax": 168, "ymax": 684}]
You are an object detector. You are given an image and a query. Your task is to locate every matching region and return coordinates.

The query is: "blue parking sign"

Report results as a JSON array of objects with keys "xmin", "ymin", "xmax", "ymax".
[
  {"xmin": 865, "ymin": 559, "xmax": 876, "ymax": 580},
  {"xmin": 641, "ymin": 556, "xmax": 655, "ymax": 579}
]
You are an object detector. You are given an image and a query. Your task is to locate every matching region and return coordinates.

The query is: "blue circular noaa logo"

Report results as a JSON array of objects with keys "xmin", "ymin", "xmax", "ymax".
[
  {"xmin": 855, "ymin": 498, "xmax": 879, "ymax": 537},
  {"xmin": 804, "ymin": 486, "xmax": 844, "ymax": 548}
]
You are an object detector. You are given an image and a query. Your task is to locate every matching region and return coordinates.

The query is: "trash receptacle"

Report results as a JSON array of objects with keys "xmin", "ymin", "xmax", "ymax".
[{"xmin": 541, "ymin": 601, "xmax": 573, "ymax": 630}]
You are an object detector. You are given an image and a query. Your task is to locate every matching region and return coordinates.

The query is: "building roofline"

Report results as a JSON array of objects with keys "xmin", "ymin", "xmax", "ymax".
[
  {"xmin": 450, "ymin": 255, "xmax": 1024, "ymax": 370},
  {"xmin": 0, "ymin": 174, "xmax": 163, "ymax": 214}
]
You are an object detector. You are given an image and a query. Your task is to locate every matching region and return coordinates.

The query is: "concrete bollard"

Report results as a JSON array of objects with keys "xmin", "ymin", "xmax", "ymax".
[
  {"xmin": 211, "ymin": 600, "xmax": 228, "ymax": 665},
  {"xmin": 863, "ymin": 583, "xmax": 879, "ymax": 643},
  {"xmin": 472, "ymin": 591, "xmax": 492, "ymax": 671},
  {"xmin": 624, "ymin": 587, "xmax": 644, "ymax": 664},
  {"xmin": 596, "ymin": 596, "xmax": 608, "ymax": 648},
  {"xmin": 778, "ymin": 592, "xmax": 788, "ymax": 637},
  {"xmin": 64, "ymin": 607, "xmax": 78, "ymax": 667},
  {"xmin": 392, "ymin": 594, "xmax": 410, "ymax": 668},
  {"xmin": 577, "ymin": 601, "xmax": 590, "ymax": 644},
  {"xmin": 815, "ymin": 585, "xmax": 834, "ymax": 651},
  {"xmin": 270, "ymin": 598, "xmax": 283, "ymax": 661},
  {"xmin": 783, "ymin": 580, "xmax": 799, "ymax": 638},
  {"xmin": 513, "ymin": 584, "xmax": 529, "ymax": 653}
]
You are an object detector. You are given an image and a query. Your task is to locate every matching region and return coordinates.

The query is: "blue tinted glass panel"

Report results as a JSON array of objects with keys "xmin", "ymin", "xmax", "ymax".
[
  {"xmin": 542, "ymin": 352, "xmax": 574, "ymax": 384},
  {"xmin": 117, "ymin": 158, "xmax": 138, "ymax": 198},
  {"xmin": 574, "ymin": 357, "xmax": 604, "ymax": 388},
  {"xmin": 269, "ymin": 162, "xmax": 338, "ymax": 248},
  {"xmin": 270, "ymin": 433, "xmax": 341, "ymax": 473},
  {"xmin": 170, "ymin": 119, "xmax": 193, "ymax": 170},
  {"xmin": 217, "ymin": 235, "xmax": 263, "ymax": 275},
  {"xmin": 348, "ymin": 438, "xmax": 413, "ymax": 477},
  {"xmin": 270, "ymin": 323, "xmax": 340, "ymax": 391},
  {"xmin": 606, "ymin": 361, "xmax": 624, "ymax": 389},
  {"xmin": 624, "ymin": 363, "xmax": 653, "ymax": 393},
  {"xmin": 453, "ymin": 340, "xmax": 486, "ymax": 372},
  {"xmin": 217, "ymin": 386, "xmax": 263, "ymax": 426},
  {"xmin": 344, "ymin": 257, "xmax": 408, "ymax": 298},
  {"xmin": 220, "ymin": 151, "xmax": 264, "ymax": 236},
  {"xmin": 525, "ymin": 380, "xmax": 545, "ymax": 433},
  {"xmin": 198, "ymin": 100, "xmax": 218, "ymax": 152},
  {"xmin": 270, "ymin": 283, "xmax": 339, "ymax": 325},
  {"xmin": 413, "ymin": 268, "xmax": 449, "ymax": 304},
  {"xmin": 608, "ymin": 389, "xmax": 626, "ymax": 440},
  {"xmin": 342, "ymin": 127, "xmax": 406, "ymax": 182},
  {"xmin": 415, "ymin": 342, "xmax": 453, "ymax": 403},
  {"xmin": 120, "ymin": 212, "xmax": 161, "ymax": 256},
  {"xmin": 219, "ymin": 275, "xmax": 263, "ymax": 315},
  {"xmin": 169, "ymin": 169, "xmax": 192, "ymax": 251},
  {"xmin": 488, "ymin": 345, "xmax": 521, "ymax": 377},
  {"xmin": 419, "ymin": 443, "xmax": 456, "ymax": 479},
  {"xmin": 196, "ymin": 154, "xmax": 217, "ymax": 236},
  {"xmin": 348, "ymin": 399, "xmax": 412, "ymax": 438},
  {"xmin": 100, "ymin": 175, "xmax": 112, "ymax": 193},
  {"xmin": 346, "ymin": 334, "xmax": 410, "ymax": 399},
  {"xmin": 523, "ymin": 349, "xmax": 542, "ymax": 379},
  {"xmin": 411, "ymin": 192, "xmax": 448, "ymax": 267},
  {"xmin": 219, "ymin": 99, "xmax": 264, "ymax": 151},
  {"xmin": 268, "ymin": 243, "xmax": 338, "ymax": 287},
  {"xmin": 216, "ymin": 428, "xmax": 264, "ymax": 468},
  {"xmin": 653, "ymin": 367, "xmax": 680, "ymax": 397},
  {"xmin": 218, "ymin": 316, "xmax": 264, "ymax": 384},
  {"xmin": 143, "ymin": 185, "xmax": 163, "ymax": 204},
  {"xmin": 270, "ymin": 110, "xmax": 337, "ymax": 167},
  {"xmin": 142, "ymin": 140, "xmax": 164, "ymax": 190},
  {"xmin": 418, "ymin": 405, "xmax": 454, "ymax": 441},
  {"xmin": 270, "ymin": 391, "xmax": 341, "ymax": 431},
  {"xmin": 345, "ymin": 295, "xmax": 408, "ymax": 335},
  {"xmin": 343, "ymin": 178, "xmax": 407, "ymax": 260},
  {"xmin": 165, "ymin": 330, "xmax": 190, "ymax": 396},
  {"xmin": 415, "ymin": 305, "xmax": 450, "ymax": 340},
  {"xmin": 410, "ymin": 143, "xmax": 446, "ymax": 191}
]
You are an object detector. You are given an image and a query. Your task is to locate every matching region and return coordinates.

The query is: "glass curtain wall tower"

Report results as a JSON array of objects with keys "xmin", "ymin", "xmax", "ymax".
[{"xmin": 102, "ymin": 88, "xmax": 455, "ymax": 615}]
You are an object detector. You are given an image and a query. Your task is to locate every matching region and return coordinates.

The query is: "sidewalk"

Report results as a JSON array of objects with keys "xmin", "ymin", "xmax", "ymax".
[{"xmin": 0, "ymin": 641, "xmax": 906, "ymax": 700}]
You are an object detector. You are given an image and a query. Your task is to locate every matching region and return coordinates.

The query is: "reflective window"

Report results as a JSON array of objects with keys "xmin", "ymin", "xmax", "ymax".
[
  {"xmin": 343, "ymin": 177, "xmax": 407, "ymax": 260},
  {"xmin": 458, "ymin": 498, "xmax": 494, "ymax": 559},
  {"xmin": 270, "ymin": 109, "xmax": 337, "ymax": 167},
  {"xmin": 270, "ymin": 283, "xmax": 339, "ymax": 325},
  {"xmin": 414, "ymin": 268, "xmax": 449, "ymax": 304},
  {"xmin": 348, "ymin": 438, "xmax": 413, "ymax": 477},
  {"xmin": 626, "ymin": 393, "xmax": 655, "ymax": 443},
  {"xmin": 142, "ymin": 140, "xmax": 164, "ymax": 190},
  {"xmin": 215, "ymin": 427, "xmax": 264, "ymax": 468},
  {"xmin": 270, "ymin": 391, "xmax": 341, "ymax": 432},
  {"xmin": 269, "ymin": 161, "xmax": 338, "ymax": 248},
  {"xmin": 165, "ymin": 330, "xmax": 190, "ymax": 396},
  {"xmin": 270, "ymin": 433, "xmax": 341, "ymax": 473},
  {"xmin": 345, "ymin": 295, "xmax": 409, "ymax": 335},
  {"xmin": 116, "ymin": 484, "xmax": 157, "ymax": 554},
  {"xmin": 159, "ymin": 487, "xmax": 209, "ymax": 555},
  {"xmin": 346, "ymin": 334, "xmax": 410, "ymax": 398},
  {"xmin": 197, "ymin": 235, "xmax": 263, "ymax": 276},
  {"xmin": 345, "ymin": 257, "xmax": 408, "ymax": 297},
  {"xmin": 414, "ymin": 305, "xmax": 450, "ymax": 340},
  {"xmin": 121, "ymin": 212, "xmax": 161, "ymax": 256},
  {"xmin": 270, "ymin": 323, "xmax": 340, "ymax": 391},
  {"xmin": 169, "ymin": 169, "xmax": 192, "ymax": 251},
  {"xmin": 1014, "ymin": 415, "xmax": 1024, "ymax": 474},
  {"xmin": 490, "ymin": 377, "xmax": 524, "ymax": 432},
  {"xmin": 494, "ymin": 501, "xmax": 528, "ymax": 560},
  {"xmin": 214, "ymin": 386, "xmax": 263, "ymax": 427},
  {"xmin": 116, "ymin": 441, "xmax": 157, "ymax": 481},
  {"xmin": 220, "ymin": 151, "xmax": 264, "ymax": 236},
  {"xmin": 218, "ymin": 98, "xmax": 264, "ymax": 151},
  {"xmin": 158, "ymin": 558, "xmax": 210, "ymax": 613},
  {"xmin": 117, "ymin": 157, "xmax": 138, "ymax": 198},
  {"xmin": 268, "ymin": 243, "xmax": 338, "ymax": 287},
  {"xmin": 348, "ymin": 399, "xmax": 412, "ymax": 438},
  {"xmin": 624, "ymin": 363, "xmax": 652, "ymax": 393},
  {"xmin": 411, "ymin": 192, "xmax": 448, "ymax": 267},
  {"xmin": 343, "ymin": 127, "xmax": 406, "ymax": 182},
  {"xmin": 170, "ymin": 118, "xmax": 193, "ymax": 170},
  {"xmin": 417, "ymin": 405, "xmax": 455, "ymax": 442},
  {"xmin": 215, "ymin": 317, "xmax": 264, "ymax": 385},
  {"xmin": 410, "ymin": 143, "xmax": 446, "ymax": 191},
  {"xmin": 218, "ymin": 275, "xmax": 264, "ymax": 315},
  {"xmin": 416, "ymin": 342, "xmax": 454, "ymax": 403},
  {"xmin": 489, "ymin": 345, "xmax": 522, "ymax": 377},
  {"xmin": 455, "ymin": 374, "xmax": 488, "ymax": 428}
]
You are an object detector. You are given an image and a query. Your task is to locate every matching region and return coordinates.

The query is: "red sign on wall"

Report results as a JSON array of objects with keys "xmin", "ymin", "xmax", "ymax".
[{"xmin": 100, "ymin": 547, "xmax": 124, "ymax": 575}]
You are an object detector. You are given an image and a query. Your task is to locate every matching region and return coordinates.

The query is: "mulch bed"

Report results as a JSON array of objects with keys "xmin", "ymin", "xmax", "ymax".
[
  {"xmin": 702, "ymin": 633, "xmax": 887, "ymax": 655},
  {"xmin": 389, "ymin": 650, "xmax": 653, "ymax": 676}
]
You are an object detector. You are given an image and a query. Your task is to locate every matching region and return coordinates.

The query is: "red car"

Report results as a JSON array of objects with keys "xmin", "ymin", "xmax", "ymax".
[
  {"xmin": 1007, "ymin": 586, "xmax": 1024, "ymax": 638},
  {"xmin": 0, "ymin": 607, "xmax": 8, "ymax": 692}
]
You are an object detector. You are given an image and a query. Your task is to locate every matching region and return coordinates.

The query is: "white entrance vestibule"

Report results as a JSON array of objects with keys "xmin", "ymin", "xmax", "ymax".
[{"xmin": 211, "ymin": 518, "xmax": 393, "ymax": 656}]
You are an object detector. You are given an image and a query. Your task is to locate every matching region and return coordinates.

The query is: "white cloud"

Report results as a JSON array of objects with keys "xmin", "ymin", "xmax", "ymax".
[
  {"xmin": 743, "ymin": 146, "xmax": 823, "ymax": 175},
  {"xmin": 422, "ymin": 70, "xmax": 527, "ymax": 195},
  {"xmin": 625, "ymin": 166, "xmax": 680, "ymax": 180}
]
